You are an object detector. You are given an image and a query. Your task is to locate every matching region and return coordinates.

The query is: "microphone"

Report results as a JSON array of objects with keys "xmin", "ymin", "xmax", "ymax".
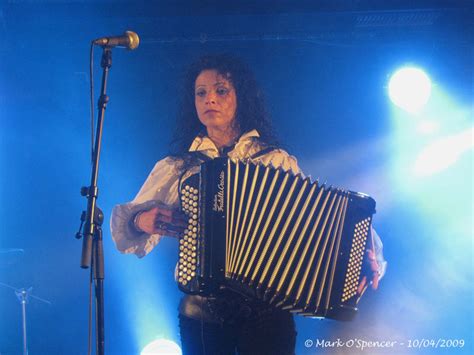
[{"xmin": 93, "ymin": 31, "xmax": 140, "ymax": 50}]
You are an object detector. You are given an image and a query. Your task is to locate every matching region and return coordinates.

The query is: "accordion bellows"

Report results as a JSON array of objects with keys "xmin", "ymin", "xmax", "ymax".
[{"xmin": 177, "ymin": 158, "xmax": 376, "ymax": 321}]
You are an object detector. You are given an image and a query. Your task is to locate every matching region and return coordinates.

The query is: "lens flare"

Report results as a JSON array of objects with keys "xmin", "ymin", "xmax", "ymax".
[
  {"xmin": 414, "ymin": 127, "xmax": 473, "ymax": 177},
  {"xmin": 141, "ymin": 339, "xmax": 182, "ymax": 355}
]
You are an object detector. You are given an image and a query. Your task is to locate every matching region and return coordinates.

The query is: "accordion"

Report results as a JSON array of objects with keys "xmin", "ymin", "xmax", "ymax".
[{"xmin": 177, "ymin": 158, "xmax": 376, "ymax": 320}]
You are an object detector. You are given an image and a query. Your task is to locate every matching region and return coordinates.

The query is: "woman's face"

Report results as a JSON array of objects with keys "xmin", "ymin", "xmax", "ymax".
[{"xmin": 194, "ymin": 69, "xmax": 237, "ymax": 132}]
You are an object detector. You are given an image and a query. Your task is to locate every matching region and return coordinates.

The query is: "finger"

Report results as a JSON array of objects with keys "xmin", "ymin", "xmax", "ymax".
[
  {"xmin": 173, "ymin": 210, "xmax": 188, "ymax": 222},
  {"xmin": 154, "ymin": 219, "xmax": 170, "ymax": 233},
  {"xmin": 155, "ymin": 222, "xmax": 184, "ymax": 237},
  {"xmin": 371, "ymin": 263, "xmax": 380, "ymax": 277},
  {"xmin": 164, "ymin": 221, "xmax": 185, "ymax": 233},
  {"xmin": 154, "ymin": 218, "xmax": 171, "ymax": 231},
  {"xmin": 371, "ymin": 272, "xmax": 379, "ymax": 290},
  {"xmin": 357, "ymin": 276, "xmax": 367, "ymax": 295},
  {"xmin": 366, "ymin": 249, "xmax": 376, "ymax": 262},
  {"xmin": 155, "ymin": 219, "xmax": 187, "ymax": 233},
  {"xmin": 172, "ymin": 215, "xmax": 189, "ymax": 227},
  {"xmin": 163, "ymin": 225, "xmax": 184, "ymax": 238},
  {"xmin": 156, "ymin": 212, "xmax": 174, "ymax": 224},
  {"xmin": 147, "ymin": 207, "xmax": 160, "ymax": 216},
  {"xmin": 157, "ymin": 207, "xmax": 174, "ymax": 217},
  {"xmin": 158, "ymin": 208, "xmax": 187, "ymax": 224},
  {"xmin": 366, "ymin": 249, "xmax": 380, "ymax": 273}
]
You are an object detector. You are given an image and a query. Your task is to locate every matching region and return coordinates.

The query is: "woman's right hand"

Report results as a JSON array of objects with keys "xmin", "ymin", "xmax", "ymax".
[{"xmin": 134, "ymin": 206, "xmax": 187, "ymax": 237}]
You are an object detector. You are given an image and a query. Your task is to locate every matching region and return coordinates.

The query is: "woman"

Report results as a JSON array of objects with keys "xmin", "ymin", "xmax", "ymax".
[{"xmin": 111, "ymin": 54, "xmax": 386, "ymax": 354}]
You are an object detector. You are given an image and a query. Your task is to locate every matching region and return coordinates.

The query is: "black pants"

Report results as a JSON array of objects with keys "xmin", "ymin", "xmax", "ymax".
[{"xmin": 178, "ymin": 295, "xmax": 296, "ymax": 355}]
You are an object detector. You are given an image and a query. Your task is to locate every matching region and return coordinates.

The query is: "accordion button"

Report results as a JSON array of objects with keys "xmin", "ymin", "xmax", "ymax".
[
  {"xmin": 191, "ymin": 272, "xmax": 196, "ymax": 277},
  {"xmin": 185, "ymin": 185, "xmax": 189, "ymax": 191},
  {"xmin": 186, "ymin": 276, "xmax": 192, "ymax": 281}
]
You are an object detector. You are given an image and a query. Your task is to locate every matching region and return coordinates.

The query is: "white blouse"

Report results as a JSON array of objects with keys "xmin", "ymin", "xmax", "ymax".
[
  {"xmin": 110, "ymin": 129, "xmax": 386, "ymax": 278},
  {"xmin": 110, "ymin": 130, "xmax": 299, "ymax": 257}
]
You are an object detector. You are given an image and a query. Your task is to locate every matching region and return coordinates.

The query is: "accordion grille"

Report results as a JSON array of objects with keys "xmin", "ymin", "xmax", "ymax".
[
  {"xmin": 341, "ymin": 217, "xmax": 371, "ymax": 302},
  {"xmin": 177, "ymin": 185, "xmax": 200, "ymax": 287}
]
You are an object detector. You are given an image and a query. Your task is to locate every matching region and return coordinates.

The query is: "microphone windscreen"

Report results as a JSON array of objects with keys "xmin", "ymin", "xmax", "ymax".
[{"xmin": 125, "ymin": 31, "xmax": 140, "ymax": 50}]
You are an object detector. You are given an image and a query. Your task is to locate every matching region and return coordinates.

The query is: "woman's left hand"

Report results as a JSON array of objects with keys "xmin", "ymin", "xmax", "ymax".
[{"xmin": 357, "ymin": 249, "xmax": 380, "ymax": 294}]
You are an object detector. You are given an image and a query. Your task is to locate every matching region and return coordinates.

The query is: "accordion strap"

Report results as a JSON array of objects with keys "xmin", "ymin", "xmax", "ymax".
[
  {"xmin": 187, "ymin": 144, "xmax": 277, "ymax": 162},
  {"xmin": 249, "ymin": 146, "xmax": 278, "ymax": 159},
  {"xmin": 188, "ymin": 151, "xmax": 214, "ymax": 163}
]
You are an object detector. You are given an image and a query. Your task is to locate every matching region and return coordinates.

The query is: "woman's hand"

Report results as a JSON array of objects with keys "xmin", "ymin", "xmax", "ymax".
[
  {"xmin": 134, "ymin": 206, "xmax": 187, "ymax": 237},
  {"xmin": 357, "ymin": 249, "xmax": 380, "ymax": 295}
]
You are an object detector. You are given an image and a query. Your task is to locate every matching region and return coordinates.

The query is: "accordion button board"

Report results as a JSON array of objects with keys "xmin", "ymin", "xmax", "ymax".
[{"xmin": 178, "ymin": 158, "xmax": 376, "ymax": 321}]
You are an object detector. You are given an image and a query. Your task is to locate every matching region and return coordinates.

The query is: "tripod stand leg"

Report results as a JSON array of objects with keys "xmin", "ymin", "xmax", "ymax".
[{"xmin": 15, "ymin": 289, "xmax": 29, "ymax": 355}]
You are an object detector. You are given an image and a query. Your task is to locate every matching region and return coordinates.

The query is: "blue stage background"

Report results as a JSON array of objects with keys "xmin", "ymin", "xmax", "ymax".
[{"xmin": 0, "ymin": 1, "xmax": 472, "ymax": 354}]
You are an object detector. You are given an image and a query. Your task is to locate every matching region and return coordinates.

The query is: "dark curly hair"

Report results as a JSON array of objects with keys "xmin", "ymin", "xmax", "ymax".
[{"xmin": 169, "ymin": 54, "xmax": 279, "ymax": 157}]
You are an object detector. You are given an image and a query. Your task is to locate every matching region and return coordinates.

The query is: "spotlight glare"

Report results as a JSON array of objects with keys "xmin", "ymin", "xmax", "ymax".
[
  {"xmin": 416, "ymin": 120, "xmax": 439, "ymax": 135},
  {"xmin": 141, "ymin": 339, "xmax": 182, "ymax": 355},
  {"xmin": 413, "ymin": 127, "xmax": 473, "ymax": 177},
  {"xmin": 388, "ymin": 67, "xmax": 432, "ymax": 113}
]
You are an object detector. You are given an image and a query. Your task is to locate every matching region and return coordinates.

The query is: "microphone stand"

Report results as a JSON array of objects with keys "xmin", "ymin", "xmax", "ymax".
[{"xmin": 77, "ymin": 46, "xmax": 111, "ymax": 355}]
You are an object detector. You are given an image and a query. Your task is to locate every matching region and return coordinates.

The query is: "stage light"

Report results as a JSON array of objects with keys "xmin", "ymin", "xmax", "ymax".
[
  {"xmin": 141, "ymin": 339, "xmax": 182, "ymax": 355},
  {"xmin": 388, "ymin": 67, "xmax": 432, "ymax": 113}
]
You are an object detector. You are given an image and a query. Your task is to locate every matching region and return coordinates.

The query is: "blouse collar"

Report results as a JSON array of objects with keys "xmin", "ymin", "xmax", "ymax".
[{"xmin": 188, "ymin": 129, "xmax": 260, "ymax": 154}]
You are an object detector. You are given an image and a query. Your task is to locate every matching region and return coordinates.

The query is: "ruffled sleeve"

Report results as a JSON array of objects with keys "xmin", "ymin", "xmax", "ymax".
[
  {"xmin": 110, "ymin": 157, "xmax": 182, "ymax": 257},
  {"xmin": 372, "ymin": 227, "xmax": 388, "ymax": 279},
  {"xmin": 252, "ymin": 148, "xmax": 301, "ymax": 174}
]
